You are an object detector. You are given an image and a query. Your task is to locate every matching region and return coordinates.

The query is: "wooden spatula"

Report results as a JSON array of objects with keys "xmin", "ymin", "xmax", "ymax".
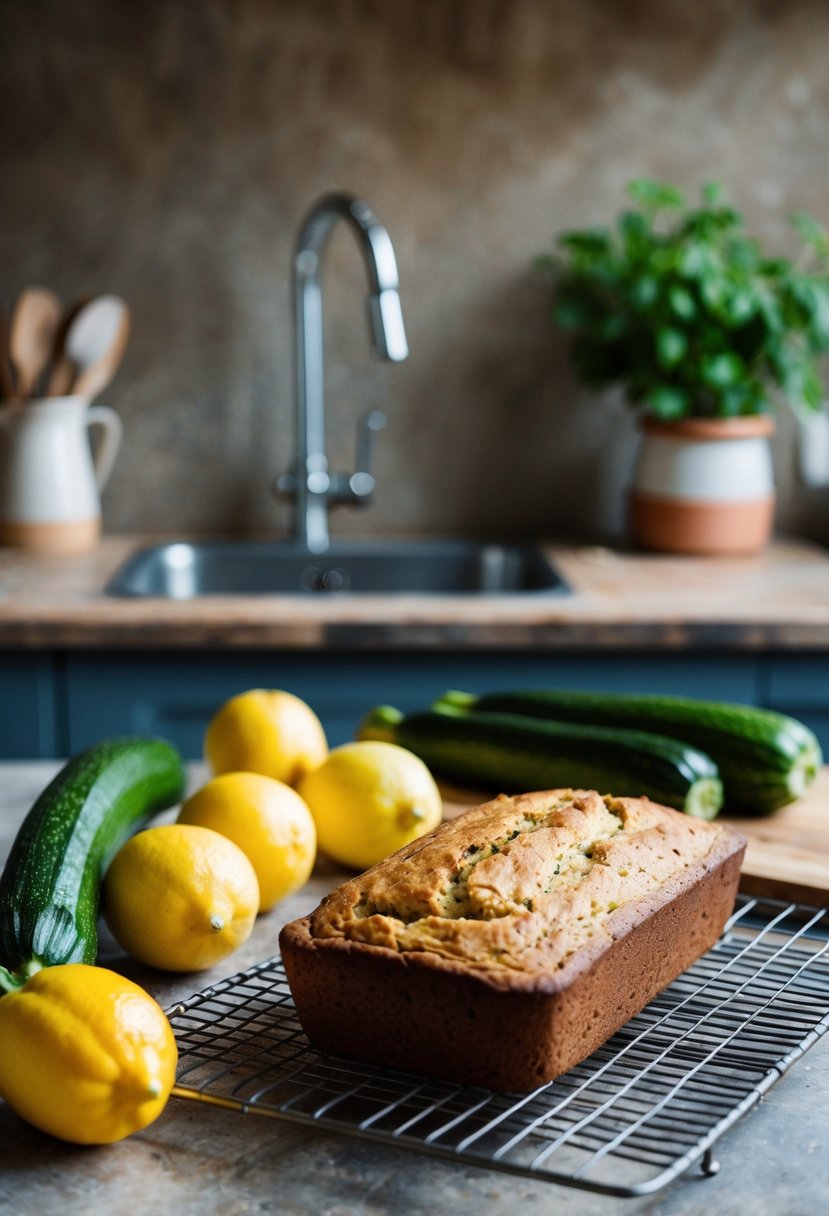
[
  {"xmin": 46, "ymin": 296, "xmax": 91, "ymax": 396},
  {"xmin": 9, "ymin": 287, "xmax": 63, "ymax": 398}
]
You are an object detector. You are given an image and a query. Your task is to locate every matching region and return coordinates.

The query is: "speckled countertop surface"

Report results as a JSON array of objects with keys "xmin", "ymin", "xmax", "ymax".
[
  {"xmin": 0, "ymin": 763, "xmax": 827, "ymax": 1216},
  {"xmin": 1, "ymin": 536, "xmax": 829, "ymax": 651}
]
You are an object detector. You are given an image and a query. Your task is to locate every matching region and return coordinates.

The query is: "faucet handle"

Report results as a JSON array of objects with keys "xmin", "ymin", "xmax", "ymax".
[
  {"xmin": 279, "ymin": 411, "xmax": 387, "ymax": 509},
  {"xmin": 349, "ymin": 408, "xmax": 386, "ymax": 499},
  {"xmin": 357, "ymin": 408, "xmax": 386, "ymax": 474},
  {"xmin": 327, "ymin": 408, "xmax": 386, "ymax": 504}
]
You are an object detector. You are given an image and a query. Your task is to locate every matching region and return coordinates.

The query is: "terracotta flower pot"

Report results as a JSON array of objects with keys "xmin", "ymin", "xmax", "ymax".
[{"xmin": 629, "ymin": 416, "xmax": 775, "ymax": 555}]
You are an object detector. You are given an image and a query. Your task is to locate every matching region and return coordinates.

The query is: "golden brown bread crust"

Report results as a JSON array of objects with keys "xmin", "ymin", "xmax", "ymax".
[{"xmin": 280, "ymin": 789, "xmax": 746, "ymax": 1092}]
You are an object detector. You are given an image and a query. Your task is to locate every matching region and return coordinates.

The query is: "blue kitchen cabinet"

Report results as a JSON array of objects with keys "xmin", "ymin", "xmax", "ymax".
[
  {"xmin": 9, "ymin": 647, "xmax": 828, "ymax": 761},
  {"xmin": 61, "ymin": 650, "xmax": 763, "ymax": 758},
  {"xmin": 0, "ymin": 652, "xmax": 58, "ymax": 759},
  {"xmin": 764, "ymin": 655, "xmax": 829, "ymax": 751}
]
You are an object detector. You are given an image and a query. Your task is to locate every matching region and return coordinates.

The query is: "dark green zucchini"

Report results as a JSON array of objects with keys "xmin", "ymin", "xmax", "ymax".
[
  {"xmin": 436, "ymin": 689, "xmax": 822, "ymax": 815},
  {"xmin": 359, "ymin": 704, "xmax": 723, "ymax": 819},
  {"xmin": 0, "ymin": 737, "xmax": 185, "ymax": 991}
]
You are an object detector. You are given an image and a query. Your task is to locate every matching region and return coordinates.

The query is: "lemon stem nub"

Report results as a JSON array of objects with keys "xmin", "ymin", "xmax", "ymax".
[
  {"xmin": 209, "ymin": 914, "xmax": 224, "ymax": 933},
  {"xmin": 398, "ymin": 804, "xmax": 425, "ymax": 830},
  {"xmin": 146, "ymin": 1080, "xmax": 162, "ymax": 1099}
]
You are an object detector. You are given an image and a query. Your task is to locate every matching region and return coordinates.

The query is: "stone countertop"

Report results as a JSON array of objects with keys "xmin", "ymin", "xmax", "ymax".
[
  {"xmin": 0, "ymin": 763, "xmax": 827, "ymax": 1216},
  {"xmin": 1, "ymin": 535, "xmax": 829, "ymax": 651}
]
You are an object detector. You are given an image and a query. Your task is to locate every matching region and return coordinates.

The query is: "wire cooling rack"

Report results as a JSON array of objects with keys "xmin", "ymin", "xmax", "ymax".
[{"xmin": 167, "ymin": 896, "xmax": 829, "ymax": 1198}]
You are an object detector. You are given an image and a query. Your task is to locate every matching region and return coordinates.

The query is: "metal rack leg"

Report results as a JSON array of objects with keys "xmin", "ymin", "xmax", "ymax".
[{"xmin": 701, "ymin": 1149, "xmax": 721, "ymax": 1177}]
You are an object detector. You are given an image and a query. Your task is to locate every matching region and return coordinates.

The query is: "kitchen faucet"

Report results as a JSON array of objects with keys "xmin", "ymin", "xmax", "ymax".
[{"xmin": 274, "ymin": 193, "xmax": 408, "ymax": 554}]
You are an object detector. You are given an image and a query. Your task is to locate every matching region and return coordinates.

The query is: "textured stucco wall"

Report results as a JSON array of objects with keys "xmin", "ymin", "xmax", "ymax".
[{"xmin": 2, "ymin": 0, "xmax": 829, "ymax": 543}]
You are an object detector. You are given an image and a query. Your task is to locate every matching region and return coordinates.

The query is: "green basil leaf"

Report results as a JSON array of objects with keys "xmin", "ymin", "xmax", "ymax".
[
  {"xmin": 669, "ymin": 285, "xmax": 696, "ymax": 319},
  {"xmin": 631, "ymin": 276, "xmax": 659, "ymax": 308},
  {"xmin": 677, "ymin": 242, "xmax": 714, "ymax": 277},
  {"xmin": 725, "ymin": 288, "xmax": 757, "ymax": 325},
  {"xmin": 558, "ymin": 229, "xmax": 613, "ymax": 256},
  {"xmin": 701, "ymin": 352, "xmax": 744, "ymax": 387},
  {"xmin": 700, "ymin": 274, "xmax": 727, "ymax": 311},
  {"xmin": 790, "ymin": 279, "xmax": 829, "ymax": 344},
  {"xmin": 792, "ymin": 212, "xmax": 829, "ymax": 257},
  {"xmin": 628, "ymin": 180, "xmax": 685, "ymax": 210},
  {"xmin": 647, "ymin": 385, "xmax": 690, "ymax": 419},
  {"xmin": 656, "ymin": 327, "xmax": 688, "ymax": 368}
]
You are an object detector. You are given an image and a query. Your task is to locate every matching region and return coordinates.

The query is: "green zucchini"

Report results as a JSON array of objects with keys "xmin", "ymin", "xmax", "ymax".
[
  {"xmin": 436, "ymin": 689, "xmax": 821, "ymax": 815},
  {"xmin": 359, "ymin": 704, "xmax": 723, "ymax": 819},
  {"xmin": 0, "ymin": 737, "xmax": 185, "ymax": 991}
]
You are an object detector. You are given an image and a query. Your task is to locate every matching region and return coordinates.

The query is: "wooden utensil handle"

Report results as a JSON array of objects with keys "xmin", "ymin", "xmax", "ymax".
[{"xmin": 47, "ymin": 357, "xmax": 75, "ymax": 396}]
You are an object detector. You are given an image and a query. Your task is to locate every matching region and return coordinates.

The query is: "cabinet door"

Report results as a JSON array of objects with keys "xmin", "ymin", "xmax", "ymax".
[
  {"xmin": 764, "ymin": 656, "xmax": 829, "ymax": 753},
  {"xmin": 0, "ymin": 653, "xmax": 57, "ymax": 758},
  {"xmin": 63, "ymin": 650, "xmax": 761, "ymax": 758}
]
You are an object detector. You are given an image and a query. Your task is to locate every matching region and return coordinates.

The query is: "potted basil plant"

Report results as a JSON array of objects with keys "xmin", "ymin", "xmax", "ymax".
[{"xmin": 543, "ymin": 180, "xmax": 829, "ymax": 554}]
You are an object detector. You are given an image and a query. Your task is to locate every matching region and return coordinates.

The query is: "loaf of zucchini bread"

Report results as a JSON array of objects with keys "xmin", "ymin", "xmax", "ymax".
[{"xmin": 279, "ymin": 788, "xmax": 745, "ymax": 1092}]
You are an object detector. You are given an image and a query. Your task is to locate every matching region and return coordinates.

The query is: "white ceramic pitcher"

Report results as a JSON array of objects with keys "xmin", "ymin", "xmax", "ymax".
[{"xmin": 0, "ymin": 395, "xmax": 122, "ymax": 553}]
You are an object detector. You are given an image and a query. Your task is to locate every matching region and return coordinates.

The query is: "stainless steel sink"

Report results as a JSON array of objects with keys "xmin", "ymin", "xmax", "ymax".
[{"xmin": 106, "ymin": 540, "xmax": 569, "ymax": 598}]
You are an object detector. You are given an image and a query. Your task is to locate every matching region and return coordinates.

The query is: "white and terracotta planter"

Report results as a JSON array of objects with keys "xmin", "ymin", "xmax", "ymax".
[{"xmin": 629, "ymin": 416, "xmax": 775, "ymax": 555}]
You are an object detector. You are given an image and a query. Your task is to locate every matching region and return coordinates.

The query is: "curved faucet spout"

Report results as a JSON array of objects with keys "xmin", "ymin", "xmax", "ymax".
[{"xmin": 286, "ymin": 193, "xmax": 408, "ymax": 553}]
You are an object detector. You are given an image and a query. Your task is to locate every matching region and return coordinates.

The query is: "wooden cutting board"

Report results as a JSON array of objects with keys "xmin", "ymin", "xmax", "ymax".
[
  {"xmin": 441, "ymin": 767, "xmax": 829, "ymax": 907},
  {"xmin": 720, "ymin": 767, "xmax": 829, "ymax": 906}
]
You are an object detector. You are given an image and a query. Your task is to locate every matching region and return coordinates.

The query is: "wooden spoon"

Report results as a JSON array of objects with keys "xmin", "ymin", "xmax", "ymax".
[
  {"xmin": 52, "ymin": 295, "xmax": 131, "ymax": 400},
  {"xmin": 46, "ymin": 296, "xmax": 92, "ymax": 395},
  {"xmin": 9, "ymin": 287, "xmax": 63, "ymax": 398}
]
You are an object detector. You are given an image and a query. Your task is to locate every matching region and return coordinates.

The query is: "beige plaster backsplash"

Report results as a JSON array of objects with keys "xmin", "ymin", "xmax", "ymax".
[{"xmin": 2, "ymin": 0, "xmax": 828, "ymax": 544}]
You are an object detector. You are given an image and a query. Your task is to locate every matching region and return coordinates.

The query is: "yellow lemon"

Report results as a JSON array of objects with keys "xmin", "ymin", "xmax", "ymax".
[
  {"xmin": 177, "ymin": 771, "xmax": 317, "ymax": 913},
  {"xmin": 0, "ymin": 964, "xmax": 177, "ymax": 1144},
  {"xmin": 204, "ymin": 689, "xmax": 328, "ymax": 786},
  {"xmin": 298, "ymin": 740, "xmax": 442, "ymax": 870},
  {"xmin": 103, "ymin": 824, "xmax": 259, "ymax": 972}
]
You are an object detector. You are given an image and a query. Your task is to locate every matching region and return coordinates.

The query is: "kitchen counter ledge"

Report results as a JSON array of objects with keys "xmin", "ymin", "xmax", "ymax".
[{"xmin": 1, "ymin": 535, "xmax": 829, "ymax": 650}]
